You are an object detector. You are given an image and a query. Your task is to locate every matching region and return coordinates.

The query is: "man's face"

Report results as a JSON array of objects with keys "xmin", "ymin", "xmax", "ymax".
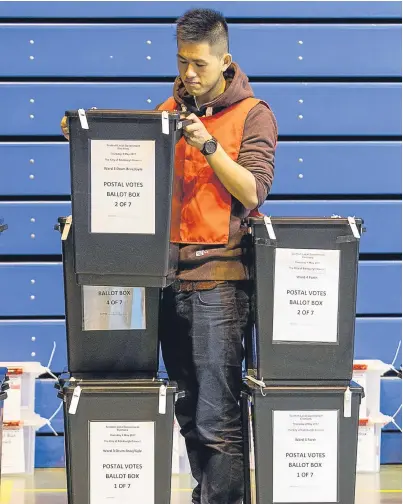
[{"xmin": 177, "ymin": 40, "xmax": 228, "ymax": 99}]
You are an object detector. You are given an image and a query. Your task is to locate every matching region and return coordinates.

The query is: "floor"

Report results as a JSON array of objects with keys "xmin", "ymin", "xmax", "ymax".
[{"xmin": 0, "ymin": 466, "xmax": 401, "ymax": 503}]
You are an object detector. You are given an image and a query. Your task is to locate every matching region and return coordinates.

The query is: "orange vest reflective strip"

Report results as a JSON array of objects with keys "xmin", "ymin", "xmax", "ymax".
[{"xmin": 158, "ymin": 96, "xmax": 262, "ymax": 244}]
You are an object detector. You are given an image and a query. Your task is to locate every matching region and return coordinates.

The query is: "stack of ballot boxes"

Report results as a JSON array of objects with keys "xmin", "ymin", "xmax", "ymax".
[
  {"xmin": 55, "ymin": 109, "xmax": 188, "ymax": 504},
  {"xmin": 242, "ymin": 216, "xmax": 365, "ymax": 504}
]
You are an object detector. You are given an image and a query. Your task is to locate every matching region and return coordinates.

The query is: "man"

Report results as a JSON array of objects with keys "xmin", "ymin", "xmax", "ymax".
[{"xmin": 61, "ymin": 8, "xmax": 277, "ymax": 504}]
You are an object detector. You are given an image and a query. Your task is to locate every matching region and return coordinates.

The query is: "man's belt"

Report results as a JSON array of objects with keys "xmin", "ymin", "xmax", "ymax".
[{"xmin": 171, "ymin": 280, "xmax": 225, "ymax": 292}]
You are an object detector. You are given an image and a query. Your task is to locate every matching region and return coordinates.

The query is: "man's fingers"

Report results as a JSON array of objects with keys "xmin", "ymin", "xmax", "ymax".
[
  {"xmin": 184, "ymin": 123, "xmax": 201, "ymax": 133},
  {"xmin": 181, "ymin": 112, "xmax": 199, "ymax": 123},
  {"xmin": 60, "ymin": 116, "xmax": 70, "ymax": 139}
]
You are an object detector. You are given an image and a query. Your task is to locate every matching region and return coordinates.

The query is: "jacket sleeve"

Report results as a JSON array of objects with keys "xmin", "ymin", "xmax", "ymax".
[{"xmin": 237, "ymin": 102, "xmax": 278, "ymax": 207}]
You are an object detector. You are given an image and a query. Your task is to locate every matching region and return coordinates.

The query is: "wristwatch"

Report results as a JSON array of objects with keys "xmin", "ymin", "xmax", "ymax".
[{"xmin": 200, "ymin": 137, "xmax": 218, "ymax": 156}]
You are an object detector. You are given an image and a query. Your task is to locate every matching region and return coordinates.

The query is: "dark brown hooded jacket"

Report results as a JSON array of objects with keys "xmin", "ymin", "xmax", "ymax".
[{"xmin": 165, "ymin": 62, "xmax": 278, "ymax": 281}]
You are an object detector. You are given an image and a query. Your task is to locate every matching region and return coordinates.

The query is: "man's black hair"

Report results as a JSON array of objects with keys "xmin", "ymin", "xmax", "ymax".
[{"xmin": 176, "ymin": 8, "xmax": 229, "ymax": 54}]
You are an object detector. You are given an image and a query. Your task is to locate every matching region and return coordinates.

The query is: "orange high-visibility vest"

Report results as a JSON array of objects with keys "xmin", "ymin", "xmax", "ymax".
[{"xmin": 159, "ymin": 96, "xmax": 263, "ymax": 244}]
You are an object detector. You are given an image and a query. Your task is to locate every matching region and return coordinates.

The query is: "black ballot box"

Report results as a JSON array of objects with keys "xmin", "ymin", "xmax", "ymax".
[
  {"xmin": 247, "ymin": 216, "xmax": 364, "ymax": 386},
  {"xmin": 56, "ymin": 217, "xmax": 160, "ymax": 378},
  {"xmin": 66, "ymin": 109, "xmax": 186, "ymax": 288},
  {"xmin": 241, "ymin": 381, "xmax": 364, "ymax": 504},
  {"xmin": 57, "ymin": 378, "xmax": 179, "ymax": 504}
]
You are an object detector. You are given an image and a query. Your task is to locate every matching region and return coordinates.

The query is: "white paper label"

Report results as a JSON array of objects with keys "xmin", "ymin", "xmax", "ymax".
[
  {"xmin": 4, "ymin": 375, "xmax": 22, "ymax": 422},
  {"xmin": 90, "ymin": 421, "xmax": 155, "ymax": 504},
  {"xmin": 357, "ymin": 425, "xmax": 379, "ymax": 473},
  {"xmin": 90, "ymin": 140, "xmax": 156, "ymax": 234},
  {"xmin": 352, "ymin": 372, "xmax": 367, "ymax": 418},
  {"xmin": 272, "ymin": 248, "xmax": 340, "ymax": 343},
  {"xmin": 82, "ymin": 286, "xmax": 146, "ymax": 331},
  {"xmin": 2, "ymin": 428, "xmax": 25, "ymax": 474},
  {"xmin": 273, "ymin": 410, "xmax": 338, "ymax": 503}
]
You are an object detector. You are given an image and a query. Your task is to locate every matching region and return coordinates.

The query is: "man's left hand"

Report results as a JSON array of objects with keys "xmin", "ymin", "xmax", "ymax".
[{"xmin": 181, "ymin": 113, "xmax": 213, "ymax": 151}]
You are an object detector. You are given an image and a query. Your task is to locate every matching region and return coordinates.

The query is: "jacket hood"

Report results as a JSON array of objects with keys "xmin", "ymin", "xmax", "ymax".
[{"xmin": 173, "ymin": 62, "xmax": 254, "ymax": 114}]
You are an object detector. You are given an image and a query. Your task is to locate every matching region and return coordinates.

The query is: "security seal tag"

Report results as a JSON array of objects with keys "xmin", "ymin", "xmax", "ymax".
[
  {"xmin": 69, "ymin": 386, "xmax": 82, "ymax": 415},
  {"xmin": 343, "ymin": 387, "xmax": 352, "ymax": 418},
  {"xmin": 162, "ymin": 111, "xmax": 169, "ymax": 135},
  {"xmin": 263, "ymin": 216, "xmax": 276, "ymax": 240},
  {"xmin": 348, "ymin": 216, "xmax": 360, "ymax": 239},
  {"xmin": 78, "ymin": 109, "xmax": 89, "ymax": 130},
  {"xmin": 159, "ymin": 384, "xmax": 167, "ymax": 415},
  {"xmin": 61, "ymin": 215, "xmax": 72, "ymax": 241}
]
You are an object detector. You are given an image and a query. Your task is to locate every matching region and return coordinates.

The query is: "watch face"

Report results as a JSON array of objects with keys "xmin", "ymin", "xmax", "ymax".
[{"xmin": 205, "ymin": 139, "xmax": 217, "ymax": 155}]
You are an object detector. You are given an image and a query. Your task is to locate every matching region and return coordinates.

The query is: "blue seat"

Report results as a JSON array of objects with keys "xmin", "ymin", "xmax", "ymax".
[
  {"xmin": 0, "ymin": 261, "xmax": 400, "ymax": 317},
  {"xmin": 354, "ymin": 318, "xmax": 402, "ymax": 367},
  {"xmin": 261, "ymin": 200, "xmax": 402, "ymax": 254},
  {"xmin": 1, "ymin": 82, "xmax": 401, "ymax": 136},
  {"xmin": 381, "ymin": 432, "xmax": 402, "ymax": 464},
  {"xmin": 2, "ymin": 1, "xmax": 401, "ymax": 18},
  {"xmin": 2, "ymin": 141, "xmax": 401, "ymax": 197},
  {"xmin": 36, "ymin": 379, "xmax": 64, "ymax": 434},
  {"xmin": 0, "ymin": 200, "xmax": 401, "ymax": 255},
  {"xmin": 0, "ymin": 319, "xmax": 67, "ymax": 372},
  {"xmin": 1, "ymin": 24, "xmax": 400, "ymax": 77},
  {"xmin": 381, "ymin": 378, "xmax": 402, "ymax": 432},
  {"xmin": 35, "ymin": 435, "xmax": 65, "ymax": 468}
]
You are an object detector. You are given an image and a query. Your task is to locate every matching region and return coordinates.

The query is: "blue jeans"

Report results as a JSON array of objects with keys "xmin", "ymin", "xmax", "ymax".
[{"xmin": 160, "ymin": 281, "xmax": 250, "ymax": 504}]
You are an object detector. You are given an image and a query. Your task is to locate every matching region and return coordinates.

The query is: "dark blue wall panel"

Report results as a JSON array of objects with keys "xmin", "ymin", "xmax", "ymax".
[
  {"xmin": 1, "ymin": 82, "xmax": 400, "ymax": 136},
  {"xmin": 0, "ymin": 202, "xmax": 69, "ymax": 255},
  {"xmin": 262, "ymin": 200, "xmax": 402, "ymax": 254},
  {"xmin": 0, "ymin": 320, "xmax": 67, "ymax": 372},
  {"xmin": 354, "ymin": 318, "xmax": 402, "ymax": 367},
  {"xmin": 35, "ymin": 435, "xmax": 65, "ymax": 468},
  {"xmin": 2, "ymin": 141, "xmax": 401, "ymax": 197},
  {"xmin": 381, "ymin": 378, "xmax": 402, "ymax": 432},
  {"xmin": 1, "ymin": 24, "xmax": 400, "ymax": 77},
  {"xmin": 381, "ymin": 432, "xmax": 402, "ymax": 464},
  {"xmin": 356, "ymin": 262, "xmax": 402, "ymax": 315},
  {"xmin": 354, "ymin": 317, "xmax": 402, "ymax": 368},
  {"xmin": 0, "ymin": 263, "xmax": 64, "ymax": 317},
  {"xmin": 36, "ymin": 379, "xmax": 64, "ymax": 434},
  {"xmin": 0, "ymin": 143, "xmax": 71, "ymax": 196}
]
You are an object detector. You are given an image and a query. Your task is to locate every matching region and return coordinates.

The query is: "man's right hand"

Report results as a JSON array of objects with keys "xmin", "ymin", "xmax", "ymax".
[{"xmin": 60, "ymin": 115, "xmax": 69, "ymax": 140}]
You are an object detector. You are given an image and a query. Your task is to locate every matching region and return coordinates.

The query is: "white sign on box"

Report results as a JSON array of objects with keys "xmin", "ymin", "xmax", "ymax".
[
  {"xmin": 272, "ymin": 410, "xmax": 339, "ymax": 503},
  {"xmin": 82, "ymin": 286, "xmax": 146, "ymax": 331},
  {"xmin": 89, "ymin": 421, "xmax": 155, "ymax": 504},
  {"xmin": 90, "ymin": 140, "xmax": 156, "ymax": 234},
  {"xmin": 4, "ymin": 375, "xmax": 22, "ymax": 422},
  {"xmin": 272, "ymin": 248, "xmax": 340, "ymax": 343},
  {"xmin": 2, "ymin": 428, "xmax": 25, "ymax": 474},
  {"xmin": 357, "ymin": 424, "xmax": 380, "ymax": 473}
]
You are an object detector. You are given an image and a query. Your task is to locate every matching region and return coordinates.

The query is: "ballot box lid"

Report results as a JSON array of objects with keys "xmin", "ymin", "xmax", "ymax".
[
  {"xmin": 65, "ymin": 109, "xmax": 185, "ymax": 127},
  {"xmin": 244, "ymin": 379, "xmax": 365, "ymax": 398},
  {"xmin": 248, "ymin": 216, "xmax": 364, "ymax": 228}
]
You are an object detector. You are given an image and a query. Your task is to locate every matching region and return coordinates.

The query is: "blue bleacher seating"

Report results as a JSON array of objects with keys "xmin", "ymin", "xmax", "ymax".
[
  {"xmin": 1, "ymin": 1, "xmax": 401, "ymax": 19},
  {"xmin": 0, "ymin": 201, "xmax": 401, "ymax": 255},
  {"xmin": 1, "ymin": 82, "xmax": 401, "ymax": 136},
  {"xmin": 1, "ymin": 141, "xmax": 401, "ymax": 196},
  {"xmin": 1, "ymin": 24, "xmax": 401, "ymax": 77}
]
